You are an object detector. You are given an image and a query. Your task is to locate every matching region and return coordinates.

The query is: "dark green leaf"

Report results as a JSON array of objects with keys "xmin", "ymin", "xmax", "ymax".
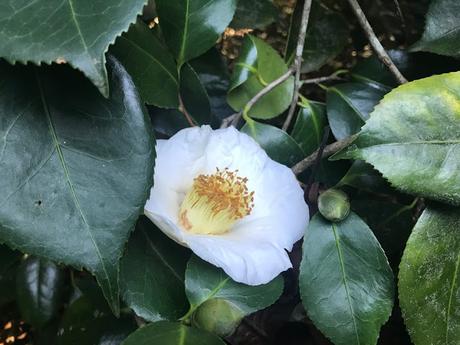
[
  {"xmin": 111, "ymin": 21, "xmax": 179, "ymax": 108},
  {"xmin": 149, "ymin": 107, "xmax": 190, "ymax": 138},
  {"xmin": 189, "ymin": 49, "xmax": 234, "ymax": 125},
  {"xmin": 352, "ymin": 50, "xmax": 460, "ymax": 88},
  {"xmin": 16, "ymin": 257, "xmax": 65, "ymax": 328},
  {"xmin": 180, "ymin": 64, "xmax": 211, "ymax": 124},
  {"xmin": 0, "ymin": 245, "xmax": 21, "ymax": 306},
  {"xmin": 156, "ymin": 0, "xmax": 237, "ymax": 66},
  {"xmin": 337, "ymin": 160, "xmax": 394, "ymax": 194},
  {"xmin": 333, "ymin": 72, "xmax": 460, "ymax": 205},
  {"xmin": 351, "ymin": 196, "xmax": 415, "ymax": 269},
  {"xmin": 120, "ymin": 217, "xmax": 190, "ymax": 322},
  {"xmin": 228, "ymin": 35, "xmax": 294, "ymax": 119},
  {"xmin": 185, "ymin": 256, "xmax": 283, "ymax": 317},
  {"xmin": 291, "ymin": 100, "xmax": 327, "ymax": 156},
  {"xmin": 0, "ymin": 0, "xmax": 148, "ymax": 96},
  {"xmin": 121, "ymin": 321, "xmax": 225, "ymax": 345},
  {"xmin": 411, "ymin": 0, "xmax": 460, "ymax": 57},
  {"xmin": 241, "ymin": 120, "xmax": 305, "ymax": 167},
  {"xmin": 0, "ymin": 58, "xmax": 155, "ymax": 314},
  {"xmin": 58, "ymin": 295, "xmax": 136, "ymax": 345},
  {"xmin": 326, "ymin": 82, "xmax": 388, "ymax": 140},
  {"xmin": 285, "ymin": 0, "xmax": 349, "ymax": 72},
  {"xmin": 230, "ymin": 0, "xmax": 278, "ymax": 30},
  {"xmin": 300, "ymin": 213, "xmax": 394, "ymax": 345},
  {"xmin": 399, "ymin": 205, "xmax": 460, "ymax": 345}
]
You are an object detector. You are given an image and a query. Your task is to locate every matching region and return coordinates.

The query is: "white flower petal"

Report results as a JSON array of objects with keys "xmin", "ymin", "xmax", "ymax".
[
  {"xmin": 232, "ymin": 158, "xmax": 309, "ymax": 251},
  {"xmin": 144, "ymin": 125, "xmax": 310, "ymax": 286},
  {"xmin": 184, "ymin": 233, "xmax": 292, "ymax": 285}
]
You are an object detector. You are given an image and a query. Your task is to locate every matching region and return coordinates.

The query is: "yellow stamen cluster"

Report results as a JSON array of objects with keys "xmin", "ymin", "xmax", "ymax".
[{"xmin": 179, "ymin": 168, "xmax": 254, "ymax": 235}]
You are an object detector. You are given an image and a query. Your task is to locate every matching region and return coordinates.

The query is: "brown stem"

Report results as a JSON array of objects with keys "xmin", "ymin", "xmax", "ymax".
[
  {"xmin": 178, "ymin": 95, "xmax": 197, "ymax": 127},
  {"xmin": 282, "ymin": 0, "xmax": 313, "ymax": 132},
  {"xmin": 292, "ymin": 134, "xmax": 358, "ymax": 175},
  {"xmin": 347, "ymin": 0, "xmax": 408, "ymax": 84}
]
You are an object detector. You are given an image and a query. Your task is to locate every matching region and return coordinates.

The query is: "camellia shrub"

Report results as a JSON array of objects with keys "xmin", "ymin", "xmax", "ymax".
[{"xmin": 0, "ymin": 0, "xmax": 458, "ymax": 344}]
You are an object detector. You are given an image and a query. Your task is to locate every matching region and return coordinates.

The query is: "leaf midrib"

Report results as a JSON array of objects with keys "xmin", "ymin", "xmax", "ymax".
[
  {"xmin": 178, "ymin": 0, "xmax": 190, "ymax": 65},
  {"xmin": 118, "ymin": 36, "xmax": 178, "ymax": 86},
  {"xmin": 332, "ymin": 223, "xmax": 360, "ymax": 345},
  {"xmin": 35, "ymin": 71, "xmax": 111, "ymax": 292},
  {"xmin": 140, "ymin": 227, "xmax": 183, "ymax": 283},
  {"xmin": 362, "ymin": 140, "xmax": 460, "ymax": 148}
]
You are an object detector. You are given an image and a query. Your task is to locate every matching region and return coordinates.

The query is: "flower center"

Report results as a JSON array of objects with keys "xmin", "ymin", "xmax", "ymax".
[{"xmin": 179, "ymin": 168, "xmax": 254, "ymax": 235}]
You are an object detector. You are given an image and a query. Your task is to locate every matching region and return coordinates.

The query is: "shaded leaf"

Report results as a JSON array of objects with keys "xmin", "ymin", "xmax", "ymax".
[
  {"xmin": 120, "ymin": 217, "xmax": 190, "ymax": 322},
  {"xmin": 285, "ymin": 0, "xmax": 349, "ymax": 72},
  {"xmin": 352, "ymin": 50, "xmax": 460, "ymax": 88},
  {"xmin": 241, "ymin": 120, "xmax": 304, "ymax": 167},
  {"xmin": 337, "ymin": 160, "xmax": 394, "ymax": 195},
  {"xmin": 0, "ymin": 245, "xmax": 21, "ymax": 306},
  {"xmin": 0, "ymin": 0, "xmax": 148, "ymax": 96},
  {"xmin": 16, "ymin": 257, "xmax": 65, "ymax": 328},
  {"xmin": 0, "ymin": 58, "xmax": 155, "ymax": 314},
  {"xmin": 121, "ymin": 321, "xmax": 225, "ymax": 345},
  {"xmin": 111, "ymin": 21, "xmax": 179, "ymax": 108},
  {"xmin": 299, "ymin": 213, "xmax": 394, "ymax": 345},
  {"xmin": 180, "ymin": 64, "xmax": 211, "ymax": 125},
  {"xmin": 57, "ymin": 295, "xmax": 135, "ymax": 345},
  {"xmin": 185, "ymin": 256, "xmax": 283, "ymax": 317},
  {"xmin": 228, "ymin": 35, "xmax": 294, "ymax": 119},
  {"xmin": 149, "ymin": 107, "xmax": 190, "ymax": 138},
  {"xmin": 333, "ymin": 72, "xmax": 460, "ymax": 205},
  {"xmin": 411, "ymin": 0, "xmax": 460, "ymax": 57},
  {"xmin": 291, "ymin": 100, "xmax": 327, "ymax": 156},
  {"xmin": 156, "ymin": 0, "xmax": 237, "ymax": 65},
  {"xmin": 189, "ymin": 48, "xmax": 234, "ymax": 125},
  {"xmin": 326, "ymin": 82, "xmax": 389, "ymax": 140},
  {"xmin": 230, "ymin": 0, "xmax": 278, "ymax": 30},
  {"xmin": 399, "ymin": 205, "xmax": 460, "ymax": 345}
]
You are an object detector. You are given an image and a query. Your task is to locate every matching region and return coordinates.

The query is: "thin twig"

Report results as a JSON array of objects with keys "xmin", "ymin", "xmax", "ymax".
[
  {"xmin": 178, "ymin": 95, "xmax": 197, "ymax": 127},
  {"xmin": 292, "ymin": 134, "xmax": 358, "ymax": 175},
  {"xmin": 220, "ymin": 113, "xmax": 238, "ymax": 128},
  {"xmin": 282, "ymin": 0, "xmax": 313, "ymax": 132},
  {"xmin": 347, "ymin": 0, "xmax": 407, "ymax": 84},
  {"xmin": 230, "ymin": 68, "xmax": 295, "ymax": 127},
  {"xmin": 301, "ymin": 70, "xmax": 347, "ymax": 85},
  {"xmin": 305, "ymin": 126, "xmax": 330, "ymax": 194}
]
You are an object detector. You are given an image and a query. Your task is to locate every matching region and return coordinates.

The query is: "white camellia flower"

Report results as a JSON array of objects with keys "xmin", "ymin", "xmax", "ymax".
[{"xmin": 144, "ymin": 125, "xmax": 309, "ymax": 285}]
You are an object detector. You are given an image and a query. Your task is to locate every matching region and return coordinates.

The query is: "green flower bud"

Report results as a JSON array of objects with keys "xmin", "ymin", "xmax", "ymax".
[
  {"xmin": 318, "ymin": 189, "xmax": 350, "ymax": 222},
  {"xmin": 192, "ymin": 298, "xmax": 244, "ymax": 337}
]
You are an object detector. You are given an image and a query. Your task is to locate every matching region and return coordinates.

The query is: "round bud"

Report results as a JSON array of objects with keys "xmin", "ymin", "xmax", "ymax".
[
  {"xmin": 318, "ymin": 189, "xmax": 350, "ymax": 222},
  {"xmin": 192, "ymin": 298, "xmax": 244, "ymax": 337}
]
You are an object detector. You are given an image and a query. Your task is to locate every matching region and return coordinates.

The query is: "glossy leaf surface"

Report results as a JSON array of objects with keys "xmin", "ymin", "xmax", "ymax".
[
  {"xmin": 0, "ymin": 59, "xmax": 155, "ymax": 313},
  {"xmin": 0, "ymin": 0, "xmax": 148, "ymax": 96},
  {"xmin": 291, "ymin": 100, "xmax": 327, "ymax": 156},
  {"xmin": 327, "ymin": 82, "xmax": 388, "ymax": 140},
  {"xmin": 122, "ymin": 321, "xmax": 225, "ymax": 345},
  {"xmin": 120, "ymin": 217, "xmax": 190, "ymax": 322},
  {"xmin": 156, "ymin": 0, "xmax": 237, "ymax": 65},
  {"xmin": 111, "ymin": 21, "xmax": 179, "ymax": 108},
  {"xmin": 411, "ymin": 0, "xmax": 460, "ymax": 57},
  {"xmin": 333, "ymin": 72, "xmax": 460, "ymax": 205},
  {"xmin": 16, "ymin": 257, "xmax": 65, "ymax": 328},
  {"xmin": 228, "ymin": 35, "xmax": 294, "ymax": 119},
  {"xmin": 241, "ymin": 120, "xmax": 304, "ymax": 167},
  {"xmin": 300, "ymin": 213, "xmax": 394, "ymax": 345},
  {"xmin": 185, "ymin": 256, "xmax": 283, "ymax": 317},
  {"xmin": 399, "ymin": 206, "xmax": 460, "ymax": 345}
]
